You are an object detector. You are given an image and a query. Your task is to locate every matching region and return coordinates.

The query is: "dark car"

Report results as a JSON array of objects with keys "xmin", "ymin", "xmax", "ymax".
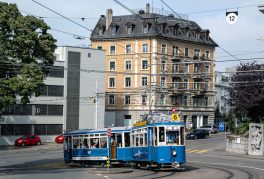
[
  {"xmin": 15, "ymin": 135, "xmax": 41, "ymax": 146},
  {"xmin": 186, "ymin": 129, "xmax": 209, "ymax": 140},
  {"xmin": 55, "ymin": 135, "xmax": 64, "ymax": 143}
]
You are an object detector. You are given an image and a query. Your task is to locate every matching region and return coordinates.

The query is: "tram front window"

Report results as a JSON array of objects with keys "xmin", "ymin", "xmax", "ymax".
[{"xmin": 166, "ymin": 130, "xmax": 179, "ymax": 145}]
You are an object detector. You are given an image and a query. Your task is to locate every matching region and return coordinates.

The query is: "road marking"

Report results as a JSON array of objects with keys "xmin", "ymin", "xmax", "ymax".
[
  {"xmin": 186, "ymin": 149, "xmax": 208, "ymax": 153},
  {"xmin": 189, "ymin": 160, "xmax": 264, "ymax": 171},
  {"xmin": 188, "ymin": 150, "xmax": 200, "ymax": 153},
  {"xmin": 96, "ymin": 174, "xmax": 102, "ymax": 176}
]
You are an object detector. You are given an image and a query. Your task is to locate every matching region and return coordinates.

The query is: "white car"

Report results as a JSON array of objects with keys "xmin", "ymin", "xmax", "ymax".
[{"xmin": 199, "ymin": 125, "xmax": 218, "ymax": 134}]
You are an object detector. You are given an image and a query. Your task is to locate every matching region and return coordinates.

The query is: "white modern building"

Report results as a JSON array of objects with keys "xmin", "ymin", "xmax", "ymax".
[
  {"xmin": 0, "ymin": 46, "xmax": 105, "ymax": 145},
  {"xmin": 214, "ymin": 67, "xmax": 235, "ymax": 117}
]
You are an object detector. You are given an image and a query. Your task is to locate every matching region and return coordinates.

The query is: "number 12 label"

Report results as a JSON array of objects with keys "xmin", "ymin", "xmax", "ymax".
[{"xmin": 226, "ymin": 12, "xmax": 238, "ymax": 24}]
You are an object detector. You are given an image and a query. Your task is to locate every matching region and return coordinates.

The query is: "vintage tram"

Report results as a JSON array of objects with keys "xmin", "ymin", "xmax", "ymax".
[{"xmin": 63, "ymin": 113, "xmax": 186, "ymax": 168}]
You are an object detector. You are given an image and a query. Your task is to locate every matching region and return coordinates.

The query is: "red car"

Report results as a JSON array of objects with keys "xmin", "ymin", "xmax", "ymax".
[
  {"xmin": 15, "ymin": 135, "xmax": 41, "ymax": 146},
  {"xmin": 55, "ymin": 135, "xmax": 64, "ymax": 143}
]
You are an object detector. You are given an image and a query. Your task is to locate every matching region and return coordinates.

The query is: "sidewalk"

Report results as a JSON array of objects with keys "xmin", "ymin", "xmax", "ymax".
[
  {"xmin": 0, "ymin": 142, "xmax": 62, "ymax": 151},
  {"xmin": 207, "ymin": 148, "xmax": 264, "ymax": 160}
]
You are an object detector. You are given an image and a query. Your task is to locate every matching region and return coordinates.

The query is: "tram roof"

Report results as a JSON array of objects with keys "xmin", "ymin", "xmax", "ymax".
[{"xmin": 64, "ymin": 126, "xmax": 130, "ymax": 135}]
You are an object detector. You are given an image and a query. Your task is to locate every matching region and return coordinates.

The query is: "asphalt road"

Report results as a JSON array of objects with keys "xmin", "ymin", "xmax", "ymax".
[{"xmin": 0, "ymin": 133, "xmax": 263, "ymax": 179}]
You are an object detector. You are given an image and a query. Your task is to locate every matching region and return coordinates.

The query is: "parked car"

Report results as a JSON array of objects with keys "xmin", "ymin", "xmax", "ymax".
[
  {"xmin": 55, "ymin": 135, "xmax": 64, "ymax": 143},
  {"xmin": 15, "ymin": 135, "xmax": 41, "ymax": 146},
  {"xmin": 199, "ymin": 124, "xmax": 218, "ymax": 134},
  {"xmin": 186, "ymin": 129, "xmax": 209, "ymax": 140}
]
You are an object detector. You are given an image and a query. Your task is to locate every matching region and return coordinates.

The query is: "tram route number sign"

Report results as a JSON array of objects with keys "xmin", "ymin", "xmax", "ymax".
[
  {"xmin": 172, "ymin": 114, "xmax": 179, "ymax": 121},
  {"xmin": 107, "ymin": 128, "xmax": 111, "ymax": 136}
]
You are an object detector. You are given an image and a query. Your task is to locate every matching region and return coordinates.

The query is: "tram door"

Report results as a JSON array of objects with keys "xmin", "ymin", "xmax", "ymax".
[
  {"xmin": 111, "ymin": 134, "xmax": 117, "ymax": 159},
  {"xmin": 64, "ymin": 136, "xmax": 72, "ymax": 161}
]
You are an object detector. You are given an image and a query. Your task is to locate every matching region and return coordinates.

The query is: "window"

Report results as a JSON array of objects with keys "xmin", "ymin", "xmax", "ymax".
[
  {"xmin": 142, "ymin": 76, "xmax": 147, "ymax": 86},
  {"xmin": 88, "ymin": 53, "xmax": 91, "ymax": 58},
  {"xmin": 35, "ymin": 104, "xmax": 47, "ymax": 115},
  {"xmin": 194, "ymin": 64, "xmax": 200, "ymax": 73},
  {"xmin": 111, "ymin": 26, "xmax": 116, "ymax": 35},
  {"xmin": 194, "ymin": 48, "xmax": 200, "ymax": 59},
  {"xmin": 161, "ymin": 77, "xmax": 166, "ymax": 87},
  {"xmin": 160, "ymin": 95, "xmax": 165, "ymax": 105},
  {"xmin": 183, "ymin": 96, "xmax": 188, "ymax": 106},
  {"xmin": 159, "ymin": 127, "xmax": 165, "ymax": 142},
  {"xmin": 205, "ymin": 50, "xmax": 210, "ymax": 59},
  {"xmin": 205, "ymin": 97, "xmax": 208, "ymax": 106},
  {"xmin": 161, "ymin": 60, "xmax": 166, "ymax": 71},
  {"xmin": 125, "ymin": 44, "xmax": 132, "ymax": 54},
  {"xmin": 46, "ymin": 124, "xmax": 63, "ymax": 135},
  {"xmin": 109, "ymin": 77, "xmax": 115, "ymax": 88},
  {"xmin": 143, "ymin": 24, "xmax": 148, "ymax": 33},
  {"xmin": 142, "ymin": 60, "xmax": 148, "ymax": 70},
  {"xmin": 127, "ymin": 26, "xmax": 132, "ymax": 34},
  {"xmin": 184, "ymin": 79, "xmax": 188, "ymax": 89},
  {"xmin": 172, "ymin": 63, "xmax": 179, "ymax": 73},
  {"xmin": 205, "ymin": 80, "xmax": 209, "ymax": 90},
  {"xmin": 184, "ymin": 63, "xmax": 189, "ymax": 73},
  {"xmin": 37, "ymin": 85, "xmax": 64, "ymax": 97},
  {"xmin": 125, "ymin": 95, "xmax": 130, "ymax": 105},
  {"xmin": 184, "ymin": 48, "xmax": 189, "ymax": 57},
  {"xmin": 97, "ymin": 46, "xmax": 103, "ymax": 50},
  {"xmin": 48, "ymin": 66, "xmax": 64, "ymax": 78},
  {"xmin": 99, "ymin": 28, "xmax": 103, "ymax": 35},
  {"xmin": 109, "ymin": 94, "xmax": 115, "ymax": 105},
  {"xmin": 109, "ymin": 60, "xmax": 115, "ymax": 70},
  {"xmin": 142, "ymin": 95, "xmax": 147, "ymax": 105},
  {"xmin": 47, "ymin": 105, "xmax": 63, "ymax": 115},
  {"xmin": 173, "ymin": 46, "xmax": 179, "ymax": 56},
  {"xmin": 205, "ymin": 65, "xmax": 210, "ymax": 73},
  {"xmin": 125, "ymin": 77, "xmax": 131, "ymax": 87},
  {"xmin": 142, "ymin": 44, "xmax": 148, "ymax": 53},
  {"xmin": 193, "ymin": 97, "xmax": 198, "ymax": 106},
  {"xmin": 110, "ymin": 45, "xmax": 115, "ymax": 54},
  {"xmin": 161, "ymin": 44, "xmax": 167, "ymax": 54},
  {"xmin": 194, "ymin": 79, "xmax": 200, "ymax": 89},
  {"xmin": 125, "ymin": 60, "xmax": 131, "ymax": 70},
  {"xmin": 14, "ymin": 125, "xmax": 32, "ymax": 135}
]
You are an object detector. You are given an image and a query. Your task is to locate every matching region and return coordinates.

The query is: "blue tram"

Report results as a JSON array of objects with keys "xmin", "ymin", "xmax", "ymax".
[{"xmin": 63, "ymin": 113, "xmax": 186, "ymax": 168}]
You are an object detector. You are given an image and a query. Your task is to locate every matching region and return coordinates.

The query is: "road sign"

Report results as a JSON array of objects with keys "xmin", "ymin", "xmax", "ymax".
[
  {"xmin": 219, "ymin": 122, "xmax": 225, "ymax": 132},
  {"xmin": 226, "ymin": 11, "xmax": 238, "ymax": 24},
  {"xmin": 107, "ymin": 128, "xmax": 111, "ymax": 136},
  {"xmin": 172, "ymin": 114, "xmax": 179, "ymax": 121}
]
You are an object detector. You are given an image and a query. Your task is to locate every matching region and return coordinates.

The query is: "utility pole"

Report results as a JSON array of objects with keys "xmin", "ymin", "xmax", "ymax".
[{"xmin": 95, "ymin": 80, "xmax": 98, "ymax": 129}]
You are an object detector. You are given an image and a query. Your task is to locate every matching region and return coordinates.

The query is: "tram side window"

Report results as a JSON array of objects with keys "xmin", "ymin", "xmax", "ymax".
[
  {"xmin": 180, "ymin": 127, "xmax": 185, "ymax": 145},
  {"xmin": 154, "ymin": 127, "xmax": 157, "ymax": 146},
  {"xmin": 100, "ymin": 137, "xmax": 107, "ymax": 148},
  {"xmin": 140, "ymin": 133, "xmax": 144, "ymax": 146},
  {"xmin": 83, "ymin": 138, "xmax": 88, "ymax": 149},
  {"xmin": 144, "ymin": 132, "xmax": 147, "ymax": 146},
  {"xmin": 116, "ymin": 133, "xmax": 122, "ymax": 147},
  {"xmin": 73, "ymin": 138, "xmax": 80, "ymax": 149},
  {"xmin": 90, "ymin": 138, "xmax": 99, "ymax": 148},
  {"xmin": 159, "ymin": 127, "xmax": 165, "ymax": 142},
  {"xmin": 166, "ymin": 130, "xmax": 179, "ymax": 145},
  {"xmin": 124, "ymin": 132, "xmax": 130, "ymax": 147}
]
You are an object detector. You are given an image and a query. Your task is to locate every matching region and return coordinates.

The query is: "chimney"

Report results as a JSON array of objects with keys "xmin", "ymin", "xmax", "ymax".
[
  {"xmin": 106, "ymin": 9, "xmax": 113, "ymax": 31},
  {"xmin": 146, "ymin": 3, "xmax": 150, "ymax": 14}
]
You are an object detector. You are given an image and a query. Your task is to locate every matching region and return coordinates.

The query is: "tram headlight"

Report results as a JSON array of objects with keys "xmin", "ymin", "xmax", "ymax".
[{"xmin": 172, "ymin": 150, "xmax": 177, "ymax": 156}]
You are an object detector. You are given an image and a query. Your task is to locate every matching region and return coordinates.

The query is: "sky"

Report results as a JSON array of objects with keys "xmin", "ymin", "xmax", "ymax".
[{"xmin": 2, "ymin": 0, "xmax": 264, "ymax": 71}]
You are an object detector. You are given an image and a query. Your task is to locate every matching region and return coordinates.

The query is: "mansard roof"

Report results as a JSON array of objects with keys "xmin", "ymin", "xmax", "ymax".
[{"xmin": 91, "ymin": 13, "xmax": 218, "ymax": 47}]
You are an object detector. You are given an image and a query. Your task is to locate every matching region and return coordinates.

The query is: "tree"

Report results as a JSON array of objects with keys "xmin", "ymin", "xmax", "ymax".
[
  {"xmin": 0, "ymin": 2, "xmax": 56, "ymax": 111},
  {"xmin": 230, "ymin": 62, "xmax": 264, "ymax": 123}
]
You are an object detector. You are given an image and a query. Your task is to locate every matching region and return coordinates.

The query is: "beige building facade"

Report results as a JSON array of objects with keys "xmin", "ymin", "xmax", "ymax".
[{"xmin": 91, "ymin": 6, "xmax": 218, "ymax": 128}]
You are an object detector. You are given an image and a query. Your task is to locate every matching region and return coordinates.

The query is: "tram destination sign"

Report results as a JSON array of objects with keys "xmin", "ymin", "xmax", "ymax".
[{"xmin": 134, "ymin": 121, "xmax": 148, "ymax": 127}]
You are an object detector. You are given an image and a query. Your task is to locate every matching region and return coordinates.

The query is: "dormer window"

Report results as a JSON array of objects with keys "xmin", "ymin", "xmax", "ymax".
[
  {"xmin": 111, "ymin": 26, "xmax": 116, "ymax": 35},
  {"xmin": 127, "ymin": 26, "xmax": 132, "ymax": 34},
  {"xmin": 98, "ymin": 26, "xmax": 105, "ymax": 36},
  {"xmin": 143, "ymin": 24, "xmax": 148, "ymax": 33}
]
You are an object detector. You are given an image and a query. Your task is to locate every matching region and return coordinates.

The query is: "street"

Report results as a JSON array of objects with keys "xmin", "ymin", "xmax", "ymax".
[{"xmin": 0, "ymin": 133, "xmax": 263, "ymax": 179}]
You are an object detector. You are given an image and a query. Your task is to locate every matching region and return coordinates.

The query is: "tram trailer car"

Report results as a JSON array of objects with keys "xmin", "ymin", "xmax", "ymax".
[
  {"xmin": 131, "ymin": 121, "xmax": 186, "ymax": 168},
  {"xmin": 63, "ymin": 127, "xmax": 132, "ymax": 164}
]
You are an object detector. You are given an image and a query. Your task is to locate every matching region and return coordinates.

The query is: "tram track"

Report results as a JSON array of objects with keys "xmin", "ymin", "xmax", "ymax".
[{"xmin": 188, "ymin": 162, "xmax": 258, "ymax": 179}]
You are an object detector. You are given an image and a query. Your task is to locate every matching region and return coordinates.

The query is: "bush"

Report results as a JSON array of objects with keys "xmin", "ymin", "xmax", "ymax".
[{"xmin": 234, "ymin": 122, "xmax": 249, "ymax": 135}]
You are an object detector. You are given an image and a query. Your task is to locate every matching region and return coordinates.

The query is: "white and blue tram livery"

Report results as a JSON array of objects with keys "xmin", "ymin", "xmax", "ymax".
[{"xmin": 63, "ymin": 113, "xmax": 186, "ymax": 168}]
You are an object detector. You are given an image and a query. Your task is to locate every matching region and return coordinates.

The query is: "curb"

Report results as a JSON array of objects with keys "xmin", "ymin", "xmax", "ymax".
[{"xmin": 89, "ymin": 168, "xmax": 133, "ymax": 174}]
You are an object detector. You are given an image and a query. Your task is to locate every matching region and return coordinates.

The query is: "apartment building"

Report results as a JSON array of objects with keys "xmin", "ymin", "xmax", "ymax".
[
  {"xmin": 0, "ymin": 46, "xmax": 105, "ymax": 145},
  {"xmin": 91, "ymin": 4, "xmax": 218, "ymax": 128}
]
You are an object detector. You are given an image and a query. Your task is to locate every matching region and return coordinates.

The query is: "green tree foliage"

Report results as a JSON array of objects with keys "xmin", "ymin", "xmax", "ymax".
[
  {"xmin": 230, "ymin": 62, "xmax": 264, "ymax": 123},
  {"xmin": 0, "ymin": 2, "xmax": 56, "ymax": 110}
]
